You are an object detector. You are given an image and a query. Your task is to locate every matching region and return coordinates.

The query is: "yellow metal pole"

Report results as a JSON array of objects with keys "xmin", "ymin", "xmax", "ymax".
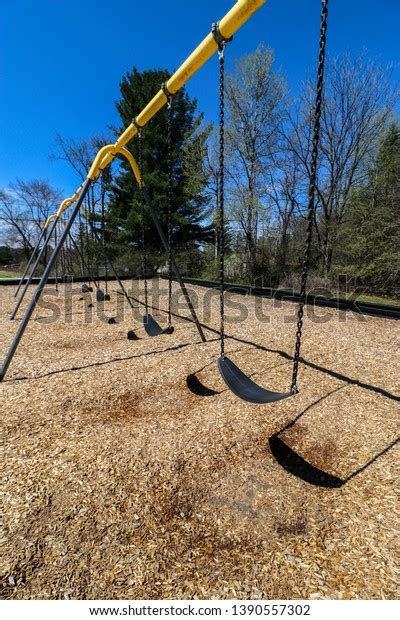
[
  {"xmin": 86, "ymin": 0, "xmax": 266, "ymax": 179},
  {"xmin": 117, "ymin": 148, "xmax": 142, "ymax": 186},
  {"xmin": 36, "ymin": 2, "xmax": 268, "ymax": 227},
  {"xmin": 49, "ymin": 2, "xmax": 266, "ymax": 217},
  {"xmin": 44, "ymin": 177, "xmax": 93, "ymax": 229}
]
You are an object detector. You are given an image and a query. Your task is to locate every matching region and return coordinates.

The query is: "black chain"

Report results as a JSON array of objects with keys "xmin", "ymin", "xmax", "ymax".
[
  {"xmin": 100, "ymin": 176, "xmax": 108, "ymax": 293},
  {"xmin": 77, "ymin": 208, "xmax": 86, "ymax": 279},
  {"xmin": 139, "ymin": 129, "xmax": 148, "ymax": 313},
  {"xmin": 167, "ymin": 96, "xmax": 173, "ymax": 328},
  {"xmin": 291, "ymin": 0, "xmax": 328, "ymax": 393},
  {"xmin": 59, "ymin": 220, "xmax": 67, "ymax": 278},
  {"xmin": 88, "ymin": 190, "xmax": 98, "ymax": 279},
  {"xmin": 94, "ymin": 188, "xmax": 101, "ymax": 281},
  {"xmin": 54, "ymin": 221, "xmax": 59, "ymax": 291},
  {"xmin": 65, "ymin": 225, "xmax": 73, "ymax": 275},
  {"xmin": 84, "ymin": 201, "xmax": 93, "ymax": 279},
  {"xmin": 218, "ymin": 41, "xmax": 226, "ymax": 359}
]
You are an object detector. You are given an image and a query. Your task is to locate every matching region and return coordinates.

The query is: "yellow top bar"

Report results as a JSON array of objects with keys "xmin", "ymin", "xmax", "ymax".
[
  {"xmin": 86, "ymin": 0, "xmax": 266, "ymax": 180},
  {"xmin": 44, "ymin": 182, "xmax": 85, "ymax": 228},
  {"xmin": 47, "ymin": 1, "xmax": 266, "ymax": 224},
  {"xmin": 48, "ymin": 0, "xmax": 266, "ymax": 221}
]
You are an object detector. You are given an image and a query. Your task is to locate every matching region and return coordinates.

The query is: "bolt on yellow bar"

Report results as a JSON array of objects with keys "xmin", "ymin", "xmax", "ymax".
[{"xmin": 87, "ymin": 0, "xmax": 266, "ymax": 180}]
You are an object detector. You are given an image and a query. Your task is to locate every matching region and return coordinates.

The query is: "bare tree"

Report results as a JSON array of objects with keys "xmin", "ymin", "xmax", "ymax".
[
  {"xmin": 204, "ymin": 129, "xmax": 222, "ymax": 259},
  {"xmin": 266, "ymin": 144, "xmax": 306, "ymax": 280},
  {"xmin": 0, "ymin": 189, "xmax": 32, "ymax": 255},
  {"xmin": 52, "ymin": 134, "xmax": 113, "ymax": 273},
  {"xmin": 225, "ymin": 44, "xmax": 286, "ymax": 281},
  {"xmin": 0, "ymin": 181, "xmax": 62, "ymax": 260},
  {"xmin": 52, "ymin": 133, "xmax": 111, "ymax": 213},
  {"xmin": 288, "ymin": 53, "xmax": 398, "ymax": 277}
]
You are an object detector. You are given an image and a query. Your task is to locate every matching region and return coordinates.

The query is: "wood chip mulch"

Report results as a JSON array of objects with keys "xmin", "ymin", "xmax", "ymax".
[{"xmin": 1, "ymin": 279, "xmax": 399, "ymax": 600}]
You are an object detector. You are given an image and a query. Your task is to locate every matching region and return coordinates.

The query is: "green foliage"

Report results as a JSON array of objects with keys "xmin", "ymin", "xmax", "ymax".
[
  {"xmin": 337, "ymin": 123, "xmax": 400, "ymax": 291},
  {"xmin": 107, "ymin": 67, "xmax": 213, "ymax": 271},
  {"xmin": 0, "ymin": 246, "xmax": 12, "ymax": 265}
]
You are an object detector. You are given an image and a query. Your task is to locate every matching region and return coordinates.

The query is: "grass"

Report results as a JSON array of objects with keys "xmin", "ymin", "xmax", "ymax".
[
  {"xmin": 0, "ymin": 270, "xmax": 20, "ymax": 278},
  {"xmin": 344, "ymin": 293, "xmax": 399, "ymax": 306},
  {"xmin": 183, "ymin": 276, "xmax": 399, "ymax": 307}
]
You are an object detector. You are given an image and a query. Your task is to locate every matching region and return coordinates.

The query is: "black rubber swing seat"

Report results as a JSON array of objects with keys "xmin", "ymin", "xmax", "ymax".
[
  {"xmin": 143, "ymin": 314, "xmax": 174, "ymax": 337},
  {"xmin": 218, "ymin": 356, "xmax": 292, "ymax": 404},
  {"xmin": 96, "ymin": 289, "xmax": 105, "ymax": 302}
]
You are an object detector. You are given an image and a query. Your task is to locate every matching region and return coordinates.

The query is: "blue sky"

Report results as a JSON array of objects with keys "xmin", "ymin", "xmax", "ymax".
[{"xmin": 1, "ymin": 0, "xmax": 399, "ymax": 197}]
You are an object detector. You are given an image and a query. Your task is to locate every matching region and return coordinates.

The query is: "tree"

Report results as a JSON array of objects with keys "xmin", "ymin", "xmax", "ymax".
[
  {"xmin": 0, "ymin": 245, "xmax": 12, "ymax": 265},
  {"xmin": 225, "ymin": 44, "xmax": 286, "ymax": 282},
  {"xmin": 288, "ymin": 54, "xmax": 398, "ymax": 278},
  {"xmin": 108, "ymin": 67, "xmax": 212, "ymax": 268},
  {"xmin": 340, "ymin": 122, "xmax": 400, "ymax": 291},
  {"xmin": 0, "ymin": 180, "xmax": 62, "ymax": 262},
  {"xmin": 266, "ymin": 143, "xmax": 306, "ymax": 282},
  {"xmin": 52, "ymin": 133, "xmax": 113, "ymax": 272},
  {"xmin": 203, "ymin": 129, "xmax": 233, "ymax": 268},
  {"xmin": 52, "ymin": 133, "xmax": 112, "ymax": 217}
]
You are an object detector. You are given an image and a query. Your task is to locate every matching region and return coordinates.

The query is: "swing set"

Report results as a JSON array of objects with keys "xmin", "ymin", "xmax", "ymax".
[{"xmin": 0, "ymin": 0, "xmax": 329, "ymax": 404}]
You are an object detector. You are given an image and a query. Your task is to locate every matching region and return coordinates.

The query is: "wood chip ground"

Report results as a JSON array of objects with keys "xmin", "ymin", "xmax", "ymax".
[{"xmin": 1, "ymin": 279, "xmax": 399, "ymax": 599}]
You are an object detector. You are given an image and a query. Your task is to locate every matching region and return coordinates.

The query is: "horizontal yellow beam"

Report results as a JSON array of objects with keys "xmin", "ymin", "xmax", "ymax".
[
  {"xmin": 49, "ymin": 1, "xmax": 266, "ymax": 221},
  {"xmin": 44, "ymin": 182, "xmax": 85, "ymax": 229},
  {"xmin": 44, "ymin": 213, "xmax": 57, "ymax": 230},
  {"xmin": 87, "ymin": 0, "xmax": 266, "ymax": 179}
]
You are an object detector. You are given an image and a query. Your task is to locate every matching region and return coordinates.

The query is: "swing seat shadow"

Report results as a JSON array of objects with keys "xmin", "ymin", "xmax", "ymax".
[
  {"xmin": 186, "ymin": 373, "xmax": 220, "ymax": 397},
  {"xmin": 268, "ymin": 434, "xmax": 345, "ymax": 488}
]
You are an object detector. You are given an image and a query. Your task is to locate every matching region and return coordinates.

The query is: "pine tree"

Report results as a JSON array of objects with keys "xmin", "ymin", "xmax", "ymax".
[
  {"xmin": 107, "ymin": 68, "xmax": 212, "ymax": 269},
  {"xmin": 340, "ymin": 122, "xmax": 400, "ymax": 291}
]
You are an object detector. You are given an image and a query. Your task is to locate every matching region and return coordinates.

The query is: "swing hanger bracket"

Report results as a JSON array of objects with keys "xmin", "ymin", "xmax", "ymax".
[
  {"xmin": 132, "ymin": 117, "xmax": 143, "ymax": 135},
  {"xmin": 161, "ymin": 82, "xmax": 174, "ymax": 108},
  {"xmin": 211, "ymin": 22, "xmax": 233, "ymax": 54}
]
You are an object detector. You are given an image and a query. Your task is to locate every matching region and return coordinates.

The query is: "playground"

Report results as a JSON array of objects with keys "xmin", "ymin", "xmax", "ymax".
[
  {"xmin": 1, "ymin": 279, "xmax": 398, "ymax": 599},
  {"xmin": 1, "ymin": 0, "xmax": 399, "ymax": 607}
]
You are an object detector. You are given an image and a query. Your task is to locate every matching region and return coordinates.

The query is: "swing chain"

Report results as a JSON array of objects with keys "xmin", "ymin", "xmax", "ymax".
[
  {"xmin": 54, "ymin": 220, "xmax": 59, "ymax": 291},
  {"xmin": 217, "ymin": 37, "xmax": 226, "ymax": 358},
  {"xmin": 100, "ymin": 174, "xmax": 108, "ymax": 294},
  {"xmin": 291, "ymin": 0, "xmax": 328, "ymax": 394},
  {"xmin": 213, "ymin": 21, "xmax": 232, "ymax": 358},
  {"xmin": 166, "ymin": 93, "xmax": 173, "ymax": 328},
  {"xmin": 138, "ymin": 128, "xmax": 148, "ymax": 313}
]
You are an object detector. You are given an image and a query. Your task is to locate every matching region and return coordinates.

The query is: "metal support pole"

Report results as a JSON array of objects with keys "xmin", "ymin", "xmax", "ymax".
[
  {"xmin": 10, "ymin": 217, "xmax": 59, "ymax": 320},
  {"xmin": 0, "ymin": 179, "xmax": 92, "ymax": 382},
  {"xmin": 143, "ymin": 188, "xmax": 206, "ymax": 343},
  {"xmin": 14, "ymin": 226, "xmax": 47, "ymax": 298}
]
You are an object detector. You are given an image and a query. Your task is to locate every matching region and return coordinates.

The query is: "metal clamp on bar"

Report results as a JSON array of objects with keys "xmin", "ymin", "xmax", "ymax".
[
  {"xmin": 132, "ymin": 117, "xmax": 142, "ymax": 133},
  {"xmin": 211, "ymin": 21, "xmax": 233, "ymax": 48},
  {"xmin": 161, "ymin": 82, "xmax": 174, "ymax": 109},
  {"xmin": 161, "ymin": 81, "xmax": 174, "ymax": 99}
]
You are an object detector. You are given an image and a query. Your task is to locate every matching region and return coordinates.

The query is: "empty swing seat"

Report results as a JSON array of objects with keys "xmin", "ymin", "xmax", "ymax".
[
  {"xmin": 96, "ymin": 289, "xmax": 105, "ymax": 302},
  {"xmin": 143, "ymin": 314, "xmax": 174, "ymax": 337},
  {"xmin": 218, "ymin": 356, "xmax": 292, "ymax": 404}
]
